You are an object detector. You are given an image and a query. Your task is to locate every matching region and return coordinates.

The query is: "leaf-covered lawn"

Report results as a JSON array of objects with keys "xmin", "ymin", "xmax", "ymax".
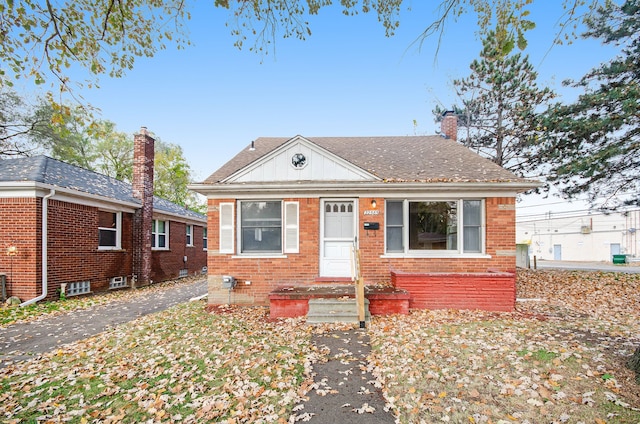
[
  {"xmin": 369, "ymin": 270, "xmax": 640, "ymax": 423},
  {"xmin": 1, "ymin": 269, "xmax": 639, "ymax": 423},
  {"xmin": 0, "ymin": 304, "xmax": 312, "ymax": 423}
]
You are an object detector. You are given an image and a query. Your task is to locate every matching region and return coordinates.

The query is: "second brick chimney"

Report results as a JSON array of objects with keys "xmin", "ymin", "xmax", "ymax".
[
  {"xmin": 441, "ymin": 110, "xmax": 458, "ymax": 141},
  {"xmin": 132, "ymin": 127, "xmax": 155, "ymax": 287}
]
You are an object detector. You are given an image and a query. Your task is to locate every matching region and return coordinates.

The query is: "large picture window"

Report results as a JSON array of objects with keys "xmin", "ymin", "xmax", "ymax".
[
  {"xmin": 98, "ymin": 210, "xmax": 121, "ymax": 250},
  {"xmin": 386, "ymin": 199, "xmax": 483, "ymax": 254}
]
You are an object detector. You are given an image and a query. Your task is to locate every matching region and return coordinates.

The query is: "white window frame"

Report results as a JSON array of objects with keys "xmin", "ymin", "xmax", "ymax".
[
  {"xmin": 186, "ymin": 224, "xmax": 193, "ymax": 246},
  {"xmin": 152, "ymin": 219, "xmax": 169, "ymax": 250},
  {"xmin": 98, "ymin": 210, "xmax": 122, "ymax": 250},
  {"xmin": 202, "ymin": 227, "xmax": 208, "ymax": 250},
  {"xmin": 238, "ymin": 200, "xmax": 283, "ymax": 254},
  {"xmin": 384, "ymin": 199, "xmax": 487, "ymax": 258}
]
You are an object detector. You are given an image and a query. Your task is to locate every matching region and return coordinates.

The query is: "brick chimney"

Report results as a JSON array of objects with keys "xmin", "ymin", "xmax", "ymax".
[
  {"xmin": 441, "ymin": 110, "xmax": 458, "ymax": 141},
  {"xmin": 132, "ymin": 127, "xmax": 154, "ymax": 287}
]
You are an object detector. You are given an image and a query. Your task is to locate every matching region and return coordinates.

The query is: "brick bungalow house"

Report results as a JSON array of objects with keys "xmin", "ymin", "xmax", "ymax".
[
  {"xmin": 0, "ymin": 128, "xmax": 207, "ymax": 305},
  {"xmin": 192, "ymin": 114, "xmax": 538, "ymax": 317}
]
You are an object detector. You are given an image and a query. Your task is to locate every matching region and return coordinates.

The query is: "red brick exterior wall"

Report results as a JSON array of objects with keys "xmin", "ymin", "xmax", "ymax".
[
  {"xmin": 207, "ymin": 196, "xmax": 517, "ymax": 309},
  {"xmin": 0, "ymin": 198, "xmax": 41, "ymax": 300},
  {"xmin": 151, "ymin": 221, "xmax": 207, "ymax": 282},
  {"xmin": 0, "ymin": 196, "xmax": 207, "ymax": 302},
  {"xmin": 47, "ymin": 200, "xmax": 134, "ymax": 297},
  {"xmin": 208, "ymin": 198, "xmax": 322, "ymax": 305},
  {"xmin": 391, "ymin": 271, "xmax": 515, "ymax": 312}
]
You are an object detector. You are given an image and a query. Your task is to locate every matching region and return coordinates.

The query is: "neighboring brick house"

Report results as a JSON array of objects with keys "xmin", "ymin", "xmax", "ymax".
[
  {"xmin": 0, "ymin": 128, "xmax": 207, "ymax": 304},
  {"xmin": 192, "ymin": 114, "xmax": 538, "ymax": 315}
]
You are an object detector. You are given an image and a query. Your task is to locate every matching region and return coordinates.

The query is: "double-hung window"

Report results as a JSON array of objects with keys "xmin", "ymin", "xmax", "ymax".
[
  {"xmin": 98, "ymin": 210, "xmax": 121, "ymax": 250},
  {"xmin": 186, "ymin": 224, "xmax": 193, "ymax": 246},
  {"xmin": 219, "ymin": 200, "xmax": 299, "ymax": 255},
  {"xmin": 202, "ymin": 227, "xmax": 208, "ymax": 250},
  {"xmin": 240, "ymin": 201, "xmax": 282, "ymax": 253},
  {"xmin": 152, "ymin": 219, "xmax": 169, "ymax": 249},
  {"xmin": 385, "ymin": 199, "xmax": 483, "ymax": 254}
]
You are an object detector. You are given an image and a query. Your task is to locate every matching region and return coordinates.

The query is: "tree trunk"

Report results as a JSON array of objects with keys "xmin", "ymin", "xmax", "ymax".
[{"xmin": 629, "ymin": 346, "xmax": 640, "ymax": 382}]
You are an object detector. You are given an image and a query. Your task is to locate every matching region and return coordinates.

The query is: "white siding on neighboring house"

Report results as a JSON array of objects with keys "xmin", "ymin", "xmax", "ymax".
[{"xmin": 516, "ymin": 208, "xmax": 640, "ymax": 262}]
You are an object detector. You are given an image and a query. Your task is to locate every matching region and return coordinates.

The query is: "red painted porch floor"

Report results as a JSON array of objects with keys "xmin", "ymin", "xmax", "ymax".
[{"xmin": 269, "ymin": 284, "xmax": 410, "ymax": 318}]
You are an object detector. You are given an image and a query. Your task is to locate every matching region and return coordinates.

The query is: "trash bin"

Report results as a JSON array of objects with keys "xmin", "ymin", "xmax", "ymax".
[{"xmin": 612, "ymin": 254, "xmax": 627, "ymax": 264}]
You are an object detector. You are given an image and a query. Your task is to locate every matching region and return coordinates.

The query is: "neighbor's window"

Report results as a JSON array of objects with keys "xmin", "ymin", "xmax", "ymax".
[
  {"xmin": 98, "ymin": 211, "xmax": 121, "ymax": 249},
  {"xmin": 152, "ymin": 219, "xmax": 169, "ymax": 249},
  {"xmin": 386, "ymin": 200, "xmax": 483, "ymax": 254},
  {"xmin": 202, "ymin": 227, "xmax": 208, "ymax": 250},
  {"xmin": 240, "ymin": 201, "xmax": 282, "ymax": 253},
  {"xmin": 186, "ymin": 224, "xmax": 193, "ymax": 246}
]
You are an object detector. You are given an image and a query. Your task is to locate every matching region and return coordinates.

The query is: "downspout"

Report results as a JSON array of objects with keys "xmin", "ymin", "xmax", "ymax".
[{"xmin": 21, "ymin": 189, "xmax": 55, "ymax": 307}]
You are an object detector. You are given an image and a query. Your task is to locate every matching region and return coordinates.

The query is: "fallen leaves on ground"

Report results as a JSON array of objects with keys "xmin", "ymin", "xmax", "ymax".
[
  {"xmin": 0, "ymin": 303, "xmax": 313, "ymax": 423},
  {"xmin": 1, "ymin": 270, "xmax": 640, "ymax": 423},
  {"xmin": 369, "ymin": 269, "xmax": 640, "ymax": 423}
]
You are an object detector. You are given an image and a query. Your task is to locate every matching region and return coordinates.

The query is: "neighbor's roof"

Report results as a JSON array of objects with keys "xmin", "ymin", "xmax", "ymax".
[
  {"xmin": 0, "ymin": 155, "xmax": 205, "ymax": 221},
  {"xmin": 204, "ymin": 136, "xmax": 528, "ymax": 184}
]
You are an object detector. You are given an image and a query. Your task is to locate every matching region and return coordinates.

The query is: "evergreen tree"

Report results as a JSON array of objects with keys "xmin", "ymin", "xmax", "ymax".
[
  {"xmin": 539, "ymin": 0, "xmax": 640, "ymax": 209},
  {"xmin": 440, "ymin": 29, "xmax": 556, "ymax": 175}
]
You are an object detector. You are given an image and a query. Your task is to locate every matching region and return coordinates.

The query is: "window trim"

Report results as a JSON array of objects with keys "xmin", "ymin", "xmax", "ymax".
[
  {"xmin": 202, "ymin": 227, "xmax": 208, "ymax": 251},
  {"xmin": 152, "ymin": 219, "xmax": 169, "ymax": 250},
  {"xmin": 222, "ymin": 200, "xmax": 299, "ymax": 257},
  {"xmin": 384, "ymin": 199, "xmax": 487, "ymax": 257},
  {"xmin": 238, "ymin": 200, "xmax": 283, "ymax": 254},
  {"xmin": 186, "ymin": 224, "xmax": 193, "ymax": 247},
  {"xmin": 98, "ymin": 210, "xmax": 122, "ymax": 251}
]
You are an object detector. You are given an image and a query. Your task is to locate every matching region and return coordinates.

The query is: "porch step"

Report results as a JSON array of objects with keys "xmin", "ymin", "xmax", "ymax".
[{"xmin": 306, "ymin": 298, "xmax": 370, "ymax": 324}]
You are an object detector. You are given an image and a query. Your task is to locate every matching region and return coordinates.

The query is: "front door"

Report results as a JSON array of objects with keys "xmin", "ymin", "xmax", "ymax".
[{"xmin": 320, "ymin": 200, "xmax": 356, "ymax": 277}]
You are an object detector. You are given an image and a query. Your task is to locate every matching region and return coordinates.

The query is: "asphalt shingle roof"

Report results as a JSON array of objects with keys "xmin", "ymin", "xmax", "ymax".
[
  {"xmin": 0, "ymin": 155, "xmax": 205, "ymax": 221},
  {"xmin": 204, "ymin": 136, "xmax": 527, "ymax": 184}
]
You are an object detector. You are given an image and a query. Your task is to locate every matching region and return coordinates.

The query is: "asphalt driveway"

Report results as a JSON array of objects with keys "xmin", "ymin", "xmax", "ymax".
[{"xmin": 0, "ymin": 278, "xmax": 207, "ymax": 367}]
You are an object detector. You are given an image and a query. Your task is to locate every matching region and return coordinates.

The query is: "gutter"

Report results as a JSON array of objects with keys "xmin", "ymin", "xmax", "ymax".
[{"xmin": 21, "ymin": 189, "xmax": 55, "ymax": 307}]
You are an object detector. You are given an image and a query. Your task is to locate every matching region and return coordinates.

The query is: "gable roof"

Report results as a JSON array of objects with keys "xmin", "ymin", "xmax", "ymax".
[
  {"xmin": 204, "ymin": 136, "xmax": 528, "ymax": 184},
  {"xmin": 0, "ymin": 155, "xmax": 205, "ymax": 222}
]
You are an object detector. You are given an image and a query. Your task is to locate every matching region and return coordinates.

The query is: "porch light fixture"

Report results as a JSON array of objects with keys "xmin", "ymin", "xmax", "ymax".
[
  {"xmin": 370, "ymin": 199, "xmax": 377, "ymax": 209},
  {"xmin": 6, "ymin": 245, "xmax": 17, "ymax": 256}
]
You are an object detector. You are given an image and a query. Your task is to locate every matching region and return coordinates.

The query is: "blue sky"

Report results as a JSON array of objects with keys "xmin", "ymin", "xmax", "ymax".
[{"xmin": 23, "ymin": 1, "xmax": 619, "ymax": 212}]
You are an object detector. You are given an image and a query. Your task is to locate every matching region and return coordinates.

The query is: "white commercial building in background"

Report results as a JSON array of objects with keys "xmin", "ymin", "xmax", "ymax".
[{"xmin": 516, "ymin": 208, "xmax": 639, "ymax": 262}]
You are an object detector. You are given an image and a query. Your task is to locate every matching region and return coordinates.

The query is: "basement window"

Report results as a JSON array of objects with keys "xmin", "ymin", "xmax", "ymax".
[
  {"xmin": 179, "ymin": 269, "xmax": 188, "ymax": 278},
  {"xmin": 66, "ymin": 281, "xmax": 91, "ymax": 296},
  {"xmin": 109, "ymin": 276, "xmax": 128, "ymax": 289}
]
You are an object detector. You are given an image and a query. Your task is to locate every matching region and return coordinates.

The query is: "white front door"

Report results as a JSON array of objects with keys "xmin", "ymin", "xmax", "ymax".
[{"xmin": 320, "ymin": 200, "xmax": 356, "ymax": 277}]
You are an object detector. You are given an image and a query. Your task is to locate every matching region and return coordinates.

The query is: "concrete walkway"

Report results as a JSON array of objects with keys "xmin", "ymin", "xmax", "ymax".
[
  {"xmin": 0, "ymin": 278, "xmax": 207, "ymax": 367},
  {"xmin": 292, "ymin": 328, "xmax": 396, "ymax": 423}
]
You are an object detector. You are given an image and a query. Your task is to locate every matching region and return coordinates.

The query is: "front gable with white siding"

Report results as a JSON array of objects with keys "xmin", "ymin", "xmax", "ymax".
[{"xmin": 224, "ymin": 136, "xmax": 378, "ymax": 183}]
